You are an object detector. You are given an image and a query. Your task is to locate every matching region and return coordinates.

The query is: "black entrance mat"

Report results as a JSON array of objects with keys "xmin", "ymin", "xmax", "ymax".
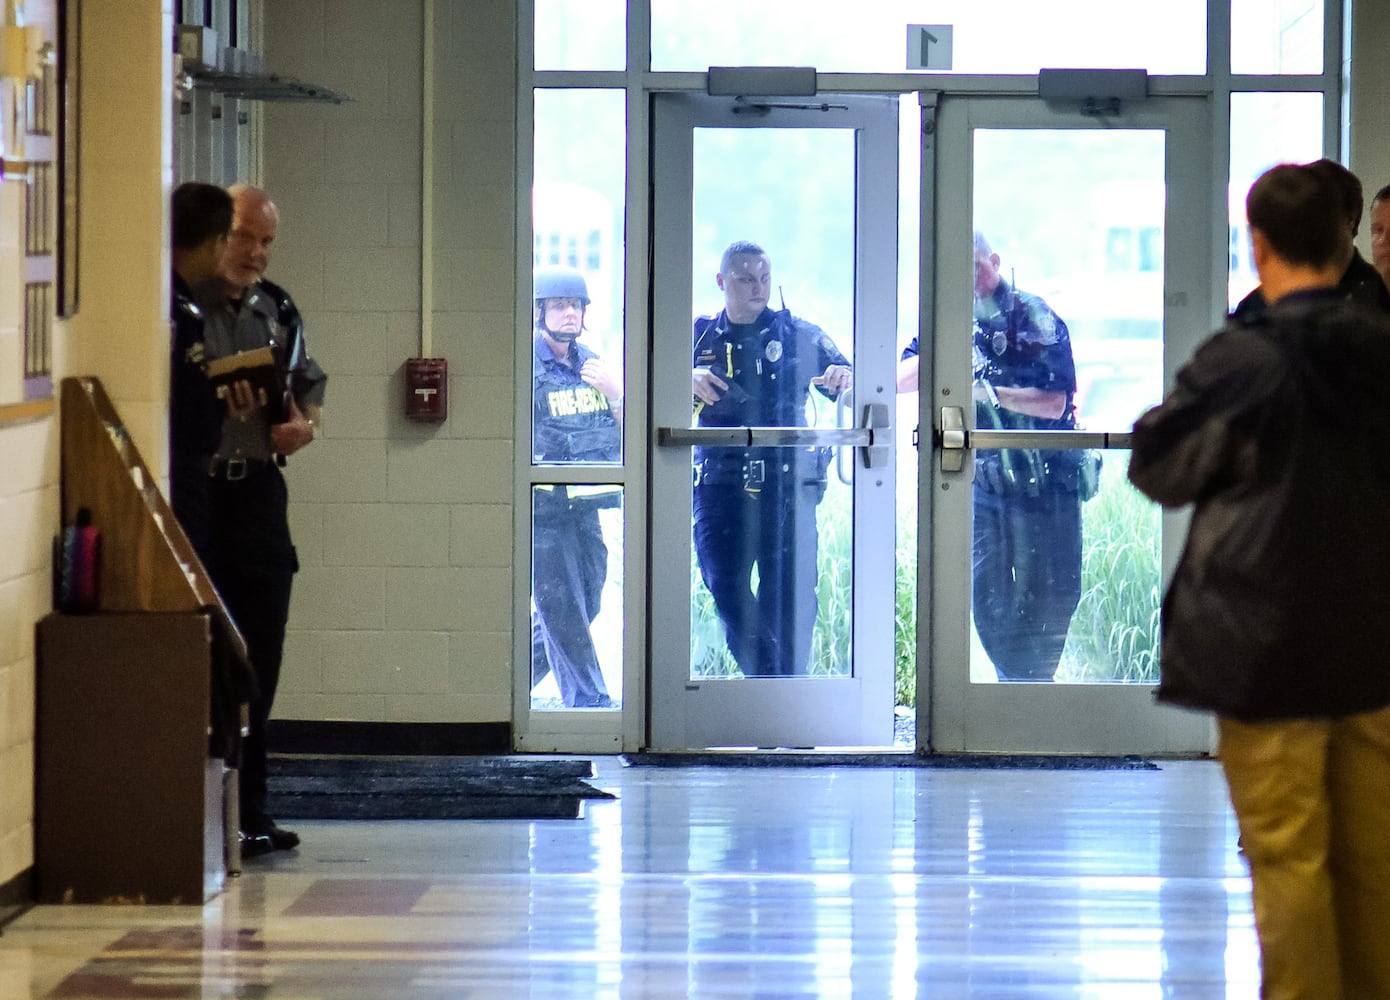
[
  {"xmin": 621, "ymin": 752, "xmax": 1159, "ymax": 770},
  {"xmin": 267, "ymin": 755, "xmax": 616, "ymax": 821}
]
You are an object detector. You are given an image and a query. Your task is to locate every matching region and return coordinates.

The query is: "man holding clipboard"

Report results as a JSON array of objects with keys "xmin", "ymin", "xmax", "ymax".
[{"xmin": 190, "ymin": 184, "xmax": 327, "ymax": 859}]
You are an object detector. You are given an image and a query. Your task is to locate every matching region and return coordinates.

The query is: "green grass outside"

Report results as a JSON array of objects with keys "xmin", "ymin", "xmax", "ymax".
[{"xmin": 690, "ymin": 460, "xmax": 1162, "ymax": 699}]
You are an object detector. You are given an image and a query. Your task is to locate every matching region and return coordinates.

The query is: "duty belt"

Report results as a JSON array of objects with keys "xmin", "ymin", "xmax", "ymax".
[
  {"xmin": 207, "ymin": 456, "xmax": 272, "ymax": 482},
  {"xmin": 534, "ymin": 483, "xmax": 622, "ymax": 508},
  {"xmin": 693, "ymin": 457, "xmax": 827, "ymax": 495}
]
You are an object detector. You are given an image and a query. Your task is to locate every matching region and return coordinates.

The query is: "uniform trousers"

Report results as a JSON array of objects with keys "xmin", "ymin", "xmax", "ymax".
[
  {"xmin": 531, "ymin": 489, "xmax": 613, "ymax": 708},
  {"xmin": 692, "ymin": 475, "xmax": 821, "ymax": 677},
  {"xmin": 1218, "ymin": 706, "xmax": 1390, "ymax": 1000},
  {"xmin": 971, "ymin": 483, "xmax": 1082, "ymax": 681},
  {"xmin": 201, "ymin": 463, "xmax": 297, "ymax": 835}
]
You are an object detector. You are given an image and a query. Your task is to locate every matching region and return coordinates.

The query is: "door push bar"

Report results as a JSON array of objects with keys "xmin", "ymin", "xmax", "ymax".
[
  {"xmin": 657, "ymin": 403, "xmax": 892, "ymax": 468},
  {"xmin": 937, "ymin": 405, "xmax": 1132, "ymax": 473}
]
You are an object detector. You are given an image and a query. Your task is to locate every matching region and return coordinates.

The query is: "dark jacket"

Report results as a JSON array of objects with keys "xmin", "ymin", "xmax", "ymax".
[
  {"xmin": 169, "ymin": 272, "xmax": 223, "ymax": 559},
  {"xmin": 1231, "ymin": 248, "xmax": 1390, "ymax": 319},
  {"xmin": 1129, "ymin": 289, "xmax": 1390, "ymax": 720}
]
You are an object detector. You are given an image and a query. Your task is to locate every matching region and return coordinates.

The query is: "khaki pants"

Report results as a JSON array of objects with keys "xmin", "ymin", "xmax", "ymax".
[{"xmin": 1219, "ymin": 705, "xmax": 1390, "ymax": 1000}]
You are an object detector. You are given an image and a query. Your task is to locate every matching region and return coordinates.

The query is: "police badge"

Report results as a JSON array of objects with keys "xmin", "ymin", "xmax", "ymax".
[{"xmin": 765, "ymin": 340, "xmax": 784, "ymax": 362}]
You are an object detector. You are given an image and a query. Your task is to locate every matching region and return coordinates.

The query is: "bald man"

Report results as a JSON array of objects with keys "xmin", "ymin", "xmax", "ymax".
[{"xmin": 192, "ymin": 185, "xmax": 327, "ymax": 859}]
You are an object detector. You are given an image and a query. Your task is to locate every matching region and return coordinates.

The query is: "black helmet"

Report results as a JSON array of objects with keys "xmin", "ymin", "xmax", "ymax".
[{"xmin": 533, "ymin": 266, "xmax": 590, "ymax": 305}]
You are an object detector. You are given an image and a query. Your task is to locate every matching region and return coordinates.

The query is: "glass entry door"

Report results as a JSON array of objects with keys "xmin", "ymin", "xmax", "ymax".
[
  {"xmin": 923, "ymin": 96, "xmax": 1216, "ymax": 753},
  {"xmin": 649, "ymin": 93, "xmax": 899, "ymax": 749}
]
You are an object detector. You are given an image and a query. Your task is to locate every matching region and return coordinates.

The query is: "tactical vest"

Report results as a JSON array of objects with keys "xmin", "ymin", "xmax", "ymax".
[{"xmin": 533, "ymin": 341, "xmax": 621, "ymax": 464}]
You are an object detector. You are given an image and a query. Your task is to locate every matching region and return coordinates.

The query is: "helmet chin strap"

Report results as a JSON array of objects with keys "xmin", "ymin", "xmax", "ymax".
[
  {"xmin": 537, "ymin": 302, "xmax": 585, "ymax": 343},
  {"xmin": 537, "ymin": 318, "xmax": 581, "ymax": 343}
]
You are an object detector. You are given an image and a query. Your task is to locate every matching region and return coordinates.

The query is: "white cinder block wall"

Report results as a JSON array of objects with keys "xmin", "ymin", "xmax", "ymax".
[{"xmin": 262, "ymin": 0, "xmax": 517, "ymax": 725}]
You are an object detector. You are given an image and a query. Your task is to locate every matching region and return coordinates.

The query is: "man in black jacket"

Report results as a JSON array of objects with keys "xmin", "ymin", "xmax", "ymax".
[
  {"xmin": 1130, "ymin": 163, "xmax": 1390, "ymax": 999},
  {"xmin": 1231, "ymin": 157, "xmax": 1390, "ymax": 318}
]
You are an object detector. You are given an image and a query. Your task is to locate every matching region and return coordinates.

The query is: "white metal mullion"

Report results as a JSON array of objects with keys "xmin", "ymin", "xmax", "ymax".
[
  {"xmin": 513, "ymin": 0, "xmax": 537, "ymax": 739},
  {"xmin": 1210, "ymin": 0, "xmax": 1234, "ymax": 332},
  {"xmin": 1330, "ymin": 0, "xmax": 1349, "ymax": 161},
  {"xmin": 624, "ymin": 0, "xmax": 653, "ymax": 750}
]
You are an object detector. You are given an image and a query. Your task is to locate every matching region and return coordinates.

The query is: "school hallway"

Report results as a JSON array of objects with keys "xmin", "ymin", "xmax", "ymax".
[{"xmin": 0, "ymin": 756, "xmax": 1259, "ymax": 998}]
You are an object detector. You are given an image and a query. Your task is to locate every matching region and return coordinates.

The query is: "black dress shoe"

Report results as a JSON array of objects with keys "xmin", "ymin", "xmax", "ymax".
[
  {"xmin": 266, "ymin": 823, "xmax": 300, "ymax": 851},
  {"xmin": 239, "ymin": 833, "xmax": 275, "ymax": 859}
]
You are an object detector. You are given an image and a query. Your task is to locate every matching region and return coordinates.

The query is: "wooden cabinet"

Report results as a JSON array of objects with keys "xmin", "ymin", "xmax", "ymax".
[{"xmin": 35, "ymin": 612, "xmax": 227, "ymax": 905}]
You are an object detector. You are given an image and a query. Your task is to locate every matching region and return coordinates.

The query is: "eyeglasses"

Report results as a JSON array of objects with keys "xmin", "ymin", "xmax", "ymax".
[{"xmin": 545, "ymin": 297, "xmax": 585, "ymax": 312}]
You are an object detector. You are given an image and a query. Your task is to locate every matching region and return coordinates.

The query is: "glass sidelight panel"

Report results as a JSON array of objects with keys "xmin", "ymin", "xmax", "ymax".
[
  {"xmin": 969, "ymin": 129, "xmax": 1165, "ymax": 685},
  {"xmin": 534, "ymin": 0, "xmax": 626, "ymax": 71},
  {"xmin": 531, "ymin": 88, "xmax": 627, "ymax": 399},
  {"xmin": 530, "ymin": 486, "xmax": 624, "ymax": 709},
  {"xmin": 687, "ymin": 127, "xmax": 856, "ymax": 680},
  {"xmin": 1231, "ymin": 0, "xmax": 1324, "ymax": 75},
  {"xmin": 1228, "ymin": 92, "xmax": 1323, "ymax": 310}
]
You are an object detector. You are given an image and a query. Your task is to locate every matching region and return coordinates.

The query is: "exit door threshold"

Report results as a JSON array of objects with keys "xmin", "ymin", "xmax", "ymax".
[{"xmin": 622, "ymin": 752, "xmax": 1159, "ymax": 770}]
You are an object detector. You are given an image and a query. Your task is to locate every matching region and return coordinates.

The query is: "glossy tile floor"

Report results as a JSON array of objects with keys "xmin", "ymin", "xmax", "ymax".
[{"xmin": 0, "ymin": 757, "xmax": 1261, "ymax": 998}]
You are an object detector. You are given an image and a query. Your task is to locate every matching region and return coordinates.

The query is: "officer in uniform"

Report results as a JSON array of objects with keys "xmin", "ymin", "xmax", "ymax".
[
  {"xmin": 968, "ymin": 231, "xmax": 1083, "ymax": 682},
  {"xmin": 170, "ymin": 182, "xmax": 234, "ymax": 557},
  {"xmin": 691, "ymin": 241, "xmax": 852, "ymax": 677},
  {"xmin": 530, "ymin": 266, "xmax": 623, "ymax": 708},
  {"xmin": 184, "ymin": 185, "xmax": 326, "ymax": 857}
]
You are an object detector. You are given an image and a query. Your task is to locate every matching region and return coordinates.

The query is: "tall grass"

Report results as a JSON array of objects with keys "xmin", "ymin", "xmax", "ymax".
[
  {"xmin": 1058, "ymin": 467, "xmax": 1162, "ymax": 682},
  {"xmin": 689, "ymin": 460, "xmax": 1161, "ymax": 692}
]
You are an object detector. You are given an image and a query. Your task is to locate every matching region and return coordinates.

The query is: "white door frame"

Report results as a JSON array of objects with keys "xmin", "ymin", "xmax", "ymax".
[
  {"xmin": 920, "ymin": 93, "xmax": 1217, "ymax": 754},
  {"xmin": 648, "ymin": 92, "xmax": 900, "ymax": 749}
]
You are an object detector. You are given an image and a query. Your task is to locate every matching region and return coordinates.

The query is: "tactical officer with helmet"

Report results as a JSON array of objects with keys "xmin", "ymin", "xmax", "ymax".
[
  {"xmin": 691, "ymin": 241, "xmax": 852, "ymax": 677},
  {"xmin": 966, "ymin": 231, "xmax": 1083, "ymax": 682},
  {"xmin": 530, "ymin": 266, "xmax": 623, "ymax": 708}
]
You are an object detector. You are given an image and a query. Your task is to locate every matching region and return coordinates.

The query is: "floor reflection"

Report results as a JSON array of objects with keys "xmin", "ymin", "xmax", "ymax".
[{"xmin": 0, "ymin": 759, "xmax": 1258, "ymax": 998}]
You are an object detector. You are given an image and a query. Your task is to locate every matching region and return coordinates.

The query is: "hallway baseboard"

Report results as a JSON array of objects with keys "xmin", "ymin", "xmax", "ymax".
[
  {"xmin": 623, "ymin": 751, "xmax": 1160, "ymax": 769},
  {"xmin": 267, "ymin": 720, "xmax": 512, "ymax": 757}
]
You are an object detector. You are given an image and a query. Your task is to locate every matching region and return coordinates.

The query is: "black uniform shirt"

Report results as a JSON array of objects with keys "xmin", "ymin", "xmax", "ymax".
[{"xmin": 194, "ymin": 278, "xmax": 327, "ymax": 463}]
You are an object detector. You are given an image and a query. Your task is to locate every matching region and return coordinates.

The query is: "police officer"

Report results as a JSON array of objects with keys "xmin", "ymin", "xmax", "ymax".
[
  {"xmin": 184, "ymin": 185, "xmax": 327, "ymax": 857},
  {"xmin": 170, "ymin": 182, "xmax": 234, "ymax": 558},
  {"xmin": 170, "ymin": 182, "xmax": 262, "ymax": 773},
  {"xmin": 530, "ymin": 266, "xmax": 623, "ymax": 708},
  {"xmin": 968, "ymin": 231, "xmax": 1082, "ymax": 682},
  {"xmin": 691, "ymin": 241, "xmax": 852, "ymax": 677}
]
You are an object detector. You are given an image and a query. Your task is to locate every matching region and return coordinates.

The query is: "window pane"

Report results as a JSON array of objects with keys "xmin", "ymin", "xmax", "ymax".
[
  {"xmin": 1228, "ymin": 92, "xmax": 1324, "ymax": 308},
  {"xmin": 970, "ymin": 129, "xmax": 1166, "ymax": 685},
  {"xmin": 688, "ymin": 127, "xmax": 856, "ymax": 680},
  {"xmin": 652, "ymin": 0, "xmax": 1205, "ymax": 74},
  {"xmin": 532, "ymin": 88, "xmax": 626, "ymax": 466},
  {"xmin": 534, "ymin": 0, "xmax": 626, "ymax": 71},
  {"xmin": 1232, "ymin": 0, "xmax": 1324, "ymax": 75},
  {"xmin": 531, "ymin": 487, "xmax": 623, "ymax": 710}
]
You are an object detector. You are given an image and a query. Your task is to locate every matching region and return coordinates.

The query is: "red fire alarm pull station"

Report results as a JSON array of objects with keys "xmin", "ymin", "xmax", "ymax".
[{"xmin": 405, "ymin": 358, "xmax": 448, "ymax": 422}]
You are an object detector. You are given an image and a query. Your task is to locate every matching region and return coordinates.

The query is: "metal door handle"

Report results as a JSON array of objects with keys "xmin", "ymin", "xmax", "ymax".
[
  {"xmin": 835, "ymin": 390, "xmax": 853, "ymax": 484},
  {"xmin": 657, "ymin": 426, "xmax": 872, "ymax": 447},
  {"xmin": 938, "ymin": 405, "xmax": 1131, "ymax": 472}
]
